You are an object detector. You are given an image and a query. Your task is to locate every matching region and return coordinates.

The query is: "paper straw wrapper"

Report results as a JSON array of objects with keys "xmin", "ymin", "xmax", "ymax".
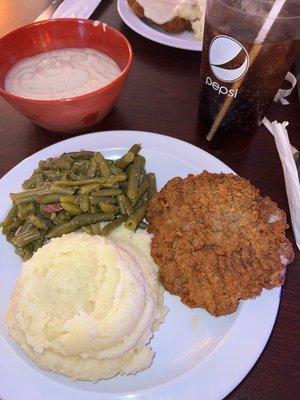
[
  {"xmin": 52, "ymin": 0, "xmax": 102, "ymax": 19},
  {"xmin": 274, "ymin": 72, "xmax": 297, "ymax": 105},
  {"xmin": 263, "ymin": 118, "xmax": 300, "ymax": 250}
]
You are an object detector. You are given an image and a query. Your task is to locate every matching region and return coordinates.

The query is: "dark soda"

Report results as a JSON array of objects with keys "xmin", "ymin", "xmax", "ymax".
[{"xmin": 198, "ymin": 19, "xmax": 297, "ymax": 152}]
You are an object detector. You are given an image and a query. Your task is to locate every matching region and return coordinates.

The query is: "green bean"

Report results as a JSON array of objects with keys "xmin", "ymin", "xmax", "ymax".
[
  {"xmin": 136, "ymin": 155, "xmax": 146, "ymax": 181},
  {"xmin": 65, "ymin": 151, "xmax": 94, "ymax": 160},
  {"xmin": 28, "ymin": 214, "xmax": 46, "ymax": 229},
  {"xmin": 46, "ymin": 212, "xmax": 115, "ymax": 238},
  {"xmin": 138, "ymin": 221, "xmax": 148, "ymax": 230},
  {"xmin": 117, "ymin": 194, "xmax": 133, "ymax": 216},
  {"xmin": 16, "ymin": 245, "xmax": 33, "ymax": 260},
  {"xmin": 67, "ymin": 171, "xmax": 80, "ymax": 181},
  {"xmin": 89, "ymin": 195, "xmax": 107, "ymax": 205},
  {"xmin": 22, "ymin": 172, "xmax": 45, "ymax": 190},
  {"xmin": 2, "ymin": 227, "xmax": 9, "ymax": 236},
  {"xmin": 81, "ymin": 225, "xmax": 92, "ymax": 234},
  {"xmin": 80, "ymin": 183, "xmax": 101, "ymax": 195},
  {"xmin": 79, "ymin": 194, "xmax": 89, "ymax": 212},
  {"xmin": 119, "ymin": 181, "xmax": 128, "ymax": 195},
  {"xmin": 90, "ymin": 205, "xmax": 99, "ymax": 213},
  {"xmin": 125, "ymin": 205, "xmax": 146, "ymax": 231},
  {"xmin": 148, "ymin": 173, "xmax": 157, "ymax": 200},
  {"xmin": 60, "ymin": 195, "xmax": 77, "ymax": 204},
  {"xmin": 11, "ymin": 186, "xmax": 50, "ymax": 199},
  {"xmin": 16, "ymin": 221, "xmax": 33, "ymax": 235},
  {"xmin": 90, "ymin": 223, "xmax": 101, "ymax": 235},
  {"xmin": 0, "ymin": 204, "xmax": 18, "ymax": 227},
  {"xmin": 127, "ymin": 162, "xmax": 140, "ymax": 202},
  {"xmin": 50, "ymin": 212, "xmax": 57, "ymax": 221},
  {"xmin": 35, "ymin": 193, "xmax": 61, "ymax": 204},
  {"xmin": 99, "ymin": 202, "xmax": 119, "ymax": 213},
  {"xmin": 86, "ymin": 159, "xmax": 97, "ymax": 177},
  {"xmin": 119, "ymin": 181, "xmax": 128, "ymax": 189},
  {"xmin": 45, "ymin": 168, "xmax": 68, "ymax": 179},
  {"xmin": 33, "ymin": 238, "xmax": 44, "ymax": 252},
  {"xmin": 39, "ymin": 156, "xmax": 73, "ymax": 170},
  {"xmin": 74, "ymin": 174, "xmax": 92, "ymax": 182},
  {"xmin": 50, "ymin": 184, "xmax": 76, "ymax": 195},
  {"xmin": 129, "ymin": 144, "xmax": 142, "ymax": 155},
  {"xmin": 101, "ymin": 216, "xmax": 126, "ymax": 236},
  {"xmin": 135, "ymin": 157, "xmax": 147, "ymax": 184},
  {"xmin": 114, "ymin": 151, "xmax": 134, "ymax": 169},
  {"xmin": 56, "ymin": 158, "xmax": 74, "ymax": 170},
  {"xmin": 13, "ymin": 195, "xmax": 37, "ymax": 205},
  {"xmin": 46, "ymin": 222, "xmax": 75, "ymax": 237},
  {"xmin": 2, "ymin": 219, "xmax": 22, "ymax": 235},
  {"xmin": 4, "ymin": 232, "xmax": 14, "ymax": 242},
  {"xmin": 135, "ymin": 154, "xmax": 146, "ymax": 166},
  {"xmin": 89, "ymin": 196, "xmax": 117, "ymax": 205},
  {"xmin": 101, "ymin": 183, "xmax": 116, "ymax": 188},
  {"xmin": 12, "ymin": 228, "xmax": 40, "ymax": 247},
  {"xmin": 55, "ymin": 173, "xmax": 127, "ymax": 186},
  {"xmin": 132, "ymin": 180, "xmax": 149, "ymax": 206},
  {"xmin": 134, "ymin": 193, "xmax": 148, "ymax": 209},
  {"xmin": 110, "ymin": 165, "xmax": 124, "ymax": 175},
  {"xmin": 17, "ymin": 203, "xmax": 34, "ymax": 220},
  {"xmin": 61, "ymin": 202, "xmax": 82, "ymax": 215},
  {"xmin": 106, "ymin": 197, "xmax": 118, "ymax": 205},
  {"xmin": 10, "ymin": 187, "xmax": 50, "ymax": 204},
  {"xmin": 38, "ymin": 159, "xmax": 53, "ymax": 170},
  {"xmin": 51, "ymin": 210, "xmax": 71, "ymax": 225},
  {"xmin": 94, "ymin": 152, "xmax": 111, "ymax": 177},
  {"xmin": 91, "ymin": 188, "xmax": 122, "ymax": 198}
]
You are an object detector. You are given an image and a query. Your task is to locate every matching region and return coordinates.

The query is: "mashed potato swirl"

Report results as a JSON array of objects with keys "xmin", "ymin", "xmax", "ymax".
[{"xmin": 6, "ymin": 226, "xmax": 167, "ymax": 381}]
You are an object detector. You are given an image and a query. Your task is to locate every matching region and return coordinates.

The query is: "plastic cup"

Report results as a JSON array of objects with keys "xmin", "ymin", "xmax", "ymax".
[{"xmin": 198, "ymin": 0, "xmax": 300, "ymax": 152}]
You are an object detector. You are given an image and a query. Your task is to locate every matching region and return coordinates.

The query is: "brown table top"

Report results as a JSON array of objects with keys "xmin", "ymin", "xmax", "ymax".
[{"xmin": 0, "ymin": 1, "xmax": 299, "ymax": 399}]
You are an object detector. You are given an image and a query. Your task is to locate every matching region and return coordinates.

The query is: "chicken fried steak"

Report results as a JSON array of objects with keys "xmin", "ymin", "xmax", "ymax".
[{"xmin": 146, "ymin": 172, "xmax": 294, "ymax": 316}]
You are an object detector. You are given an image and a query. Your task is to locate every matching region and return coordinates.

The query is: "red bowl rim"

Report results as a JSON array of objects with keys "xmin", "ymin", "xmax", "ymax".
[{"xmin": 0, "ymin": 18, "xmax": 133, "ymax": 104}]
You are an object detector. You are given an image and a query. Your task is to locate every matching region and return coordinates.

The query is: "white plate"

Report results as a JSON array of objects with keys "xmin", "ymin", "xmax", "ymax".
[
  {"xmin": 0, "ymin": 130, "xmax": 280, "ymax": 400},
  {"xmin": 117, "ymin": 0, "xmax": 202, "ymax": 51}
]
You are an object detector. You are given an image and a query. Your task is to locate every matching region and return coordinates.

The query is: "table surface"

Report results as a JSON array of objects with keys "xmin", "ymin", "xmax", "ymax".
[{"xmin": 0, "ymin": 1, "xmax": 299, "ymax": 399}]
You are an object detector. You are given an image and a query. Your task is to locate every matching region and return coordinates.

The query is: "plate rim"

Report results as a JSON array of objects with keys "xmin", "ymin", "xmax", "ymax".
[
  {"xmin": 0, "ymin": 129, "xmax": 281, "ymax": 400},
  {"xmin": 117, "ymin": 0, "xmax": 203, "ymax": 51}
]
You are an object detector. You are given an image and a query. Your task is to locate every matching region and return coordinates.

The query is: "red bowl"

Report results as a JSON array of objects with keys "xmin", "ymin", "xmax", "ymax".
[{"xmin": 0, "ymin": 19, "xmax": 133, "ymax": 133}]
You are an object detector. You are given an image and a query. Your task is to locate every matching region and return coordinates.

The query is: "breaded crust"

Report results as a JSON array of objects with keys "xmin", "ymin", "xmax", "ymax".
[
  {"xmin": 128, "ymin": 0, "xmax": 192, "ymax": 33},
  {"xmin": 146, "ymin": 172, "xmax": 294, "ymax": 316},
  {"xmin": 128, "ymin": 0, "xmax": 144, "ymax": 18}
]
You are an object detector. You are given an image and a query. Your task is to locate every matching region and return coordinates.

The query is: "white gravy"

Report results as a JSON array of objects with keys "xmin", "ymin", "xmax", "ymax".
[
  {"xmin": 137, "ymin": 0, "xmax": 178, "ymax": 24},
  {"xmin": 4, "ymin": 48, "xmax": 122, "ymax": 100},
  {"xmin": 136, "ymin": 0, "xmax": 201, "ymax": 25}
]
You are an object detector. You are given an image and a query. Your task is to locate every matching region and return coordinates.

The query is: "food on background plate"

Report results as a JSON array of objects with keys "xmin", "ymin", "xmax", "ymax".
[
  {"xmin": 146, "ymin": 171, "xmax": 294, "ymax": 316},
  {"xmin": 1, "ymin": 144, "xmax": 156, "ymax": 260},
  {"xmin": 4, "ymin": 48, "xmax": 122, "ymax": 100},
  {"xmin": 128, "ymin": 0, "xmax": 205, "ymax": 39},
  {"xmin": 6, "ymin": 225, "xmax": 167, "ymax": 381}
]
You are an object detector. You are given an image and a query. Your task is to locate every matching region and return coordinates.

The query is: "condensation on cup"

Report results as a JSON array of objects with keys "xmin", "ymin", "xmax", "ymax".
[{"xmin": 198, "ymin": 0, "xmax": 300, "ymax": 152}]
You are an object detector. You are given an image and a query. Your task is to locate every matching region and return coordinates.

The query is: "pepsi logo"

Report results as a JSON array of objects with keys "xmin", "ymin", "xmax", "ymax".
[{"xmin": 209, "ymin": 35, "xmax": 249, "ymax": 83}]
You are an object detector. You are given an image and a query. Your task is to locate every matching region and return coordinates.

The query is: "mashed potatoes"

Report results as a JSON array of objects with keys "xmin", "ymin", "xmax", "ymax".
[{"xmin": 6, "ymin": 225, "xmax": 167, "ymax": 381}]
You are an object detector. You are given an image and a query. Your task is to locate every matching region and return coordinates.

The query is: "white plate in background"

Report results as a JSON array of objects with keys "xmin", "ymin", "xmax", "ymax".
[{"xmin": 117, "ymin": 0, "xmax": 202, "ymax": 51}]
